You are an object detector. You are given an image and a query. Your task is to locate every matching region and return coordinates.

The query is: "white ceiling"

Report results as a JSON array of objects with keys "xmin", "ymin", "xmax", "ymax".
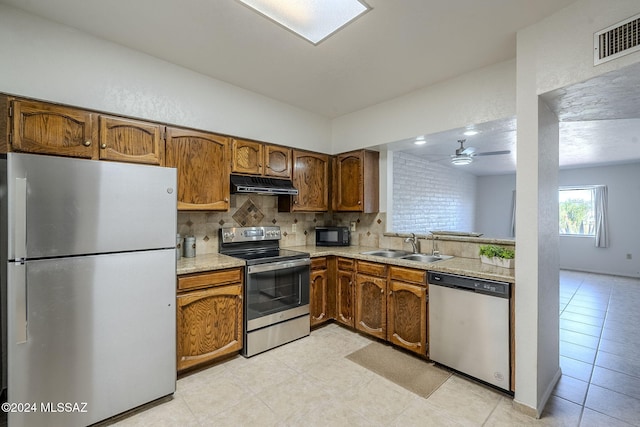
[
  {"xmin": 3, "ymin": 0, "xmax": 640, "ymax": 175},
  {"xmin": 1, "ymin": 0, "xmax": 576, "ymax": 118}
]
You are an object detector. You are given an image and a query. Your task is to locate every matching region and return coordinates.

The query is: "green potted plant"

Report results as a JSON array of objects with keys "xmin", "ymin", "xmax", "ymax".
[{"xmin": 479, "ymin": 245, "xmax": 515, "ymax": 269}]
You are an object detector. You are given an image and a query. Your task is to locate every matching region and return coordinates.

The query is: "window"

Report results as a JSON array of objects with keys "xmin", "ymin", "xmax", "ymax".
[{"xmin": 559, "ymin": 187, "xmax": 595, "ymax": 236}]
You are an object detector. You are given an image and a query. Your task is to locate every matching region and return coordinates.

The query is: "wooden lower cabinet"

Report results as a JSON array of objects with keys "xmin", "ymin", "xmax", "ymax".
[
  {"xmin": 176, "ymin": 269, "xmax": 243, "ymax": 372},
  {"xmin": 310, "ymin": 257, "xmax": 329, "ymax": 327},
  {"xmin": 355, "ymin": 272, "xmax": 387, "ymax": 340},
  {"xmin": 387, "ymin": 280, "xmax": 427, "ymax": 356},
  {"xmin": 336, "ymin": 258, "xmax": 355, "ymax": 328}
]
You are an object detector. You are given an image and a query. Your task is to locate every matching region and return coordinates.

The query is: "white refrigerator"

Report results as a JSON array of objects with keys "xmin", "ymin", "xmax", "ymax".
[{"xmin": 1, "ymin": 153, "xmax": 177, "ymax": 427}]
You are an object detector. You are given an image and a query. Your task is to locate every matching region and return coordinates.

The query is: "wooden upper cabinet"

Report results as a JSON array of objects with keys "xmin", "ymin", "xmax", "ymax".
[
  {"xmin": 333, "ymin": 149, "xmax": 379, "ymax": 213},
  {"xmin": 98, "ymin": 116, "xmax": 164, "ymax": 165},
  {"xmin": 231, "ymin": 138, "xmax": 263, "ymax": 175},
  {"xmin": 264, "ymin": 144, "xmax": 292, "ymax": 178},
  {"xmin": 281, "ymin": 149, "xmax": 329, "ymax": 212},
  {"xmin": 231, "ymin": 138, "xmax": 292, "ymax": 178},
  {"xmin": 9, "ymin": 99, "xmax": 96, "ymax": 158},
  {"xmin": 165, "ymin": 127, "xmax": 230, "ymax": 211}
]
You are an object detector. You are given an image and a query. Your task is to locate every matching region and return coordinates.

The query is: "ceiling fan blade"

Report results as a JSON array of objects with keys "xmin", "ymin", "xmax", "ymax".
[
  {"xmin": 461, "ymin": 146, "xmax": 476, "ymax": 155},
  {"xmin": 474, "ymin": 150, "xmax": 511, "ymax": 157}
]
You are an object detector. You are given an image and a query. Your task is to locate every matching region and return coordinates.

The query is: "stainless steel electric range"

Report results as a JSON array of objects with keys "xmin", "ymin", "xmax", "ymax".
[{"xmin": 219, "ymin": 226, "xmax": 311, "ymax": 357}]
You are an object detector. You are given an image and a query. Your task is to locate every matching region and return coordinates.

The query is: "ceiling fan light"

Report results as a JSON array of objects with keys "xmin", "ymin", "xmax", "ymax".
[{"xmin": 451, "ymin": 155, "xmax": 473, "ymax": 165}]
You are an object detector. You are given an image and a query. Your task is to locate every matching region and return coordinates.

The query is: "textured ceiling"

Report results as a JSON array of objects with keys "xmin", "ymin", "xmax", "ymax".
[
  {"xmin": 0, "ymin": 0, "xmax": 576, "ymax": 118},
  {"xmin": 389, "ymin": 61, "xmax": 640, "ymax": 176},
  {"xmin": 2, "ymin": 0, "xmax": 638, "ymax": 175}
]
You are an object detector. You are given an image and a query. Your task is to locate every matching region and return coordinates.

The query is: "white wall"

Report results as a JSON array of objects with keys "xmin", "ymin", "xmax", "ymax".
[
  {"xmin": 392, "ymin": 152, "xmax": 476, "ymax": 233},
  {"xmin": 559, "ymin": 163, "xmax": 640, "ymax": 278},
  {"xmin": 477, "ymin": 163, "xmax": 640, "ymax": 278},
  {"xmin": 513, "ymin": 0, "xmax": 640, "ymax": 416},
  {"xmin": 0, "ymin": 4, "xmax": 331, "ymax": 152},
  {"xmin": 331, "ymin": 59, "xmax": 517, "ymax": 153},
  {"xmin": 475, "ymin": 174, "xmax": 516, "ymax": 239}
]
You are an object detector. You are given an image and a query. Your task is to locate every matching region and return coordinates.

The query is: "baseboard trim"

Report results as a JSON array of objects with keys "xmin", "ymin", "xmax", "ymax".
[{"xmin": 513, "ymin": 367, "xmax": 562, "ymax": 419}]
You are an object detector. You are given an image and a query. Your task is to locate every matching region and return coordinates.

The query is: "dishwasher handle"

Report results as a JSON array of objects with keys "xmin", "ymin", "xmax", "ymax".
[{"xmin": 428, "ymin": 272, "xmax": 510, "ymax": 298}]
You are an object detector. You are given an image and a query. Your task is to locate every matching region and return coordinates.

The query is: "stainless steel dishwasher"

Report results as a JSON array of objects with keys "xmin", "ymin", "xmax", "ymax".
[{"xmin": 428, "ymin": 272, "xmax": 511, "ymax": 392}]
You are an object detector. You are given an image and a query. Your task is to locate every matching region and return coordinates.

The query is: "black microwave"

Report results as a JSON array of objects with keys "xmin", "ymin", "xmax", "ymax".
[{"xmin": 315, "ymin": 226, "xmax": 350, "ymax": 246}]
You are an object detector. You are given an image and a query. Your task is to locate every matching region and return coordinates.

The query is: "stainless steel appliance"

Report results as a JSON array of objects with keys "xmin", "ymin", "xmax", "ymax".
[
  {"xmin": 230, "ymin": 174, "xmax": 298, "ymax": 195},
  {"xmin": 1, "ymin": 153, "xmax": 177, "ymax": 426},
  {"xmin": 428, "ymin": 272, "xmax": 511, "ymax": 392},
  {"xmin": 315, "ymin": 226, "xmax": 350, "ymax": 246},
  {"xmin": 219, "ymin": 226, "xmax": 310, "ymax": 357}
]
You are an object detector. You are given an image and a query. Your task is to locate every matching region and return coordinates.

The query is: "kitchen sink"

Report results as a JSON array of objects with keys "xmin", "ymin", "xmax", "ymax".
[
  {"xmin": 400, "ymin": 254, "xmax": 453, "ymax": 263},
  {"xmin": 360, "ymin": 249, "xmax": 453, "ymax": 263},
  {"xmin": 360, "ymin": 249, "xmax": 411, "ymax": 258}
]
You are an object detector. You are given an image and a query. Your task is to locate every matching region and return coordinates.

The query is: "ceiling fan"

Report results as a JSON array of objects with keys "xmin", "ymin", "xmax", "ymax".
[{"xmin": 450, "ymin": 139, "xmax": 511, "ymax": 165}]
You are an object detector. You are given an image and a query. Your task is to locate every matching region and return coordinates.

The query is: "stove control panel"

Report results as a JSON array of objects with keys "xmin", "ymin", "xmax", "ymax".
[{"xmin": 220, "ymin": 226, "xmax": 281, "ymax": 243}]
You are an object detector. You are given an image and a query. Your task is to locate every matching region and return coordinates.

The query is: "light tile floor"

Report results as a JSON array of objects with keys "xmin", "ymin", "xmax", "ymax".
[{"xmin": 113, "ymin": 270, "xmax": 640, "ymax": 426}]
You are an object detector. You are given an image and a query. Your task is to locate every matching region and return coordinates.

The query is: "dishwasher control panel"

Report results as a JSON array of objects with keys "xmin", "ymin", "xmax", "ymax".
[{"xmin": 428, "ymin": 272, "xmax": 510, "ymax": 298}]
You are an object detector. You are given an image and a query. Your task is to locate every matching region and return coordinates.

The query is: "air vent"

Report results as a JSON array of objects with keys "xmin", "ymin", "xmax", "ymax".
[{"xmin": 594, "ymin": 13, "xmax": 640, "ymax": 65}]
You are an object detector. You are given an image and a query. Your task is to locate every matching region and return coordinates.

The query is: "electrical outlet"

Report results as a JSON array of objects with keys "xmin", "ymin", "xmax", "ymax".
[
  {"xmin": 350, "ymin": 221, "xmax": 357, "ymax": 232},
  {"xmin": 627, "ymin": 253, "xmax": 632, "ymax": 260},
  {"xmin": 291, "ymin": 223, "xmax": 297, "ymax": 233}
]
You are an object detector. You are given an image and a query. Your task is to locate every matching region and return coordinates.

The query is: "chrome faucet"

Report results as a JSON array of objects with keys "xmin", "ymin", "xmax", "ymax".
[
  {"xmin": 404, "ymin": 233, "xmax": 419, "ymax": 253},
  {"xmin": 431, "ymin": 234, "xmax": 440, "ymax": 258}
]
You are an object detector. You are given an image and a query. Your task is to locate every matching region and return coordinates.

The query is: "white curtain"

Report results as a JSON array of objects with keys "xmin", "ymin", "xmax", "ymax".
[
  {"xmin": 510, "ymin": 190, "xmax": 516, "ymax": 238},
  {"xmin": 594, "ymin": 185, "xmax": 609, "ymax": 248}
]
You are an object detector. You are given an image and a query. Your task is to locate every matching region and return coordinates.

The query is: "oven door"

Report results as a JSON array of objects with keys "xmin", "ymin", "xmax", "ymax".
[{"xmin": 245, "ymin": 258, "xmax": 310, "ymax": 331}]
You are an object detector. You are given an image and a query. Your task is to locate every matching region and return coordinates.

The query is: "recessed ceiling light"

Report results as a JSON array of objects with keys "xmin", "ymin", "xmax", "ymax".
[
  {"xmin": 237, "ymin": 0, "xmax": 371, "ymax": 45},
  {"xmin": 414, "ymin": 136, "xmax": 426, "ymax": 145},
  {"xmin": 463, "ymin": 129, "xmax": 479, "ymax": 136}
]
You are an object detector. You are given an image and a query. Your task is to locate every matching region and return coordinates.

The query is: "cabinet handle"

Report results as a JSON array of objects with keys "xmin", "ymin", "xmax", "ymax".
[
  {"xmin": 100, "ymin": 143, "xmax": 107, "ymax": 149},
  {"xmin": 224, "ymin": 197, "xmax": 229, "ymax": 202},
  {"xmin": 380, "ymin": 288, "xmax": 384, "ymax": 294},
  {"xmin": 358, "ymin": 201, "xmax": 362, "ymax": 205},
  {"xmin": 83, "ymin": 141, "xmax": 92, "ymax": 147},
  {"xmin": 389, "ymin": 290, "xmax": 392, "ymax": 296}
]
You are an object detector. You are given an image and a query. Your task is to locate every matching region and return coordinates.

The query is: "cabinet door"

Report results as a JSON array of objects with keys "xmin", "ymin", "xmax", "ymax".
[
  {"xmin": 334, "ymin": 151, "xmax": 363, "ymax": 211},
  {"xmin": 231, "ymin": 138, "xmax": 263, "ymax": 175},
  {"xmin": 166, "ymin": 127, "xmax": 230, "ymax": 211},
  {"xmin": 387, "ymin": 280, "xmax": 427, "ymax": 356},
  {"xmin": 11, "ymin": 100, "xmax": 96, "ymax": 158},
  {"xmin": 290, "ymin": 150, "xmax": 329, "ymax": 212},
  {"xmin": 310, "ymin": 268, "xmax": 328, "ymax": 327},
  {"xmin": 355, "ymin": 273, "xmax": 387, "ymax": 339},
  {"xmin": 98, "ymin": 116, "xmax": 164, "ymax": 165},
  {"xmin": 264, "ymin": 145, "xmax": 292, "ymax": 178},
  {"xmin": 177, "ymin": 283, "xmax": 243, "ymax": 372},
  {"xmin": 336, "ymin": 269, "xmax": 355, "ymax": 328}
]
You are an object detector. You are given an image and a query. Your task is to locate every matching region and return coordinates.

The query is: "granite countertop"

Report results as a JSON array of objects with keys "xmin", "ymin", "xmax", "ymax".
[
  {"xmin": 177, "ymin": 253, "xmax": 245, "ymax": 275},
  {"xmin": 177, "ymin": 245, "xmax": 515, "ymax": 283}
]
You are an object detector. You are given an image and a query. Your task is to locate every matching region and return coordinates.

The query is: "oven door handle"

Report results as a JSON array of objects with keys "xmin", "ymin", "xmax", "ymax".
[{"xmin": 247, "ymin": 258, "xmax": 311, "ymax": 274}]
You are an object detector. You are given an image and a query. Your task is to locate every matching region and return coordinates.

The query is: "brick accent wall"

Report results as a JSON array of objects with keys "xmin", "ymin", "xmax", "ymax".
[{"xmin": 392, "ymin": 151, "xmax": 477, "ymax": 233}]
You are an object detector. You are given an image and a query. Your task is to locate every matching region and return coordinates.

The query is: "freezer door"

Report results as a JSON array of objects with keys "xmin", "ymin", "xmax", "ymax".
[
  {"xmin": 7, "ymin": 250, "xmax": 176, "ymax": 427},
  {"xmin": 7, "ymin": 153, "xmax": 176, "ymax": 259}
]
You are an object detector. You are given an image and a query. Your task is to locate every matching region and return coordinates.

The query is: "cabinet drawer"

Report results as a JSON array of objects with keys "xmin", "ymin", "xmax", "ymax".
[
  {"xmin": 337, "ymin": 257, "xmax": 355, "ymax": 271},
  {"xmin": 178, "ymin": 268, "xmax": 243, "ymax": 292},
  {"xmin": 357, "ymin": 261, "xmax": 387, "ymax": 277},
  {"xmin": 311, "ymin": 257, "xmax": 327, "ymax": 270},
  {"xmin": 389, "ymin": 266, "xmax": 426, "ymax": 285}
]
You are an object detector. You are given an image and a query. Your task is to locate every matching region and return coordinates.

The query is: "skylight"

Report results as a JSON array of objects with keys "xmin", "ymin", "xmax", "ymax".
[{"xmin": 237, "ymin": 0, "xmax": 371, "ymax": 45}]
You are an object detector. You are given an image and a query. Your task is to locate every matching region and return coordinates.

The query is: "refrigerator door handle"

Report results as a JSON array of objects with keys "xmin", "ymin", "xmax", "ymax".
[
  {"xmin": 14, "ymin": 177, "xmax": 27, "ymax": 260},
  {"xmin": 13, "ymin": 263, "xmax": 28, "ymax": 344}
]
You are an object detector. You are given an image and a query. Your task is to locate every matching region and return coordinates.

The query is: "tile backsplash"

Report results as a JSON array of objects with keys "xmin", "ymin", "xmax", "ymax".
[{"xmin": 177, "ymin": 194, "xmax": 388, "ymax": 254}]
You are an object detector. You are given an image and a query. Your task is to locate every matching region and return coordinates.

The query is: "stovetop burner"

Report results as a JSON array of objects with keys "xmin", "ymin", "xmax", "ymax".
[{"xmin": 218, "ymin": 226, "xmax": 310, "ymax": 265}]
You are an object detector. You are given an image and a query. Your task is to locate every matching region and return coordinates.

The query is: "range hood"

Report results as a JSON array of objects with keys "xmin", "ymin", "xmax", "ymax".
[{"xmin": 230, "ymin": 174, "xmax": 298, "ymax": 196}]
